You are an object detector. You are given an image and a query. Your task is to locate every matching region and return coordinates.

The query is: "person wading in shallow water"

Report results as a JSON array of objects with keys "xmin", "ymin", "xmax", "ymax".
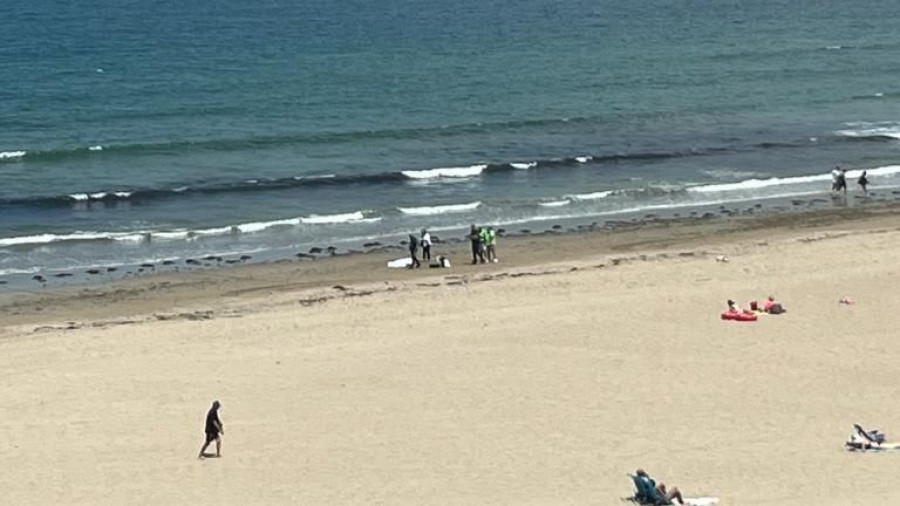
[
  {"xmin": 198, "ymin": 400, "xmax": 223, "ymax": 459},
  {"xmin": 858, "ymin": 170, "xmax": 869, "ymax": 195}
]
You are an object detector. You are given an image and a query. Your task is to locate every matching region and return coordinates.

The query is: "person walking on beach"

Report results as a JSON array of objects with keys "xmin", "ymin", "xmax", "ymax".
[
  {"xmin": 858, "ymin": 170, "xmax": 869, "ymax": 195},
  {"xmin": 408, "ymin": 233, "xmax": 421, "ymax": 269},
  {"xmin": 198, "ymin": 400, "xmax": 223, "ymax": 459},
  {"xmin": 469, "ymin": 225, "xmax": 485, "ymax": 264},
  {"xmin": 421, "ymin": 229, "xmax": 432, "ymax": 262}
]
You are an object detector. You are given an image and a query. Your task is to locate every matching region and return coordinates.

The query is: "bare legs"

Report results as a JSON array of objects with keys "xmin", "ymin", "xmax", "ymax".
[
  {"xmin": 198, "ymin": 435, "xmax": 221, "ymax": 459},
  {"xmin": 657, "ymin": 484, "xmax": 684, "ymax": 505}
]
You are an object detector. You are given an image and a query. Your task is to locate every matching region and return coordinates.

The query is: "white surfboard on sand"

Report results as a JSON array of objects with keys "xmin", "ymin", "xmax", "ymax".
[{"xmin": 387, "ymin": 257, "xmax": 412, "ymax": 268}]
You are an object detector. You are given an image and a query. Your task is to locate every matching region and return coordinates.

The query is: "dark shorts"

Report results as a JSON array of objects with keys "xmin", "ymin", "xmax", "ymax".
[{"xmin": 205, "ymin": 431, "xmax": 219, "ymax": 443}]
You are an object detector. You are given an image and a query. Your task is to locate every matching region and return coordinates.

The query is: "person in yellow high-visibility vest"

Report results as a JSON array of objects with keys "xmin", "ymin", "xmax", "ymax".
[{"xmin": 485, "ymin": 227, "xmax": 498, "ymax": 263}]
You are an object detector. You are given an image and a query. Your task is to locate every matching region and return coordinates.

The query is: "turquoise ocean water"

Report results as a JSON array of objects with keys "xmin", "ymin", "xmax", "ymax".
[{"xmin": 2, "ymin": 0, "xmax": 900, "ymax": 284}]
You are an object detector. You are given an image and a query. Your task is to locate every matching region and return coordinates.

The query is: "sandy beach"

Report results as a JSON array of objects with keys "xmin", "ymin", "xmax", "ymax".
[{"xmin": 3, "ymin": 206, "xmax": 900, "ymax": 505}]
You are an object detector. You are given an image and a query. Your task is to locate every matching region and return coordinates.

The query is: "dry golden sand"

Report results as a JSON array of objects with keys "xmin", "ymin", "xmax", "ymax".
[{"xmin": 2, "ymin": 208, "xmax": 900, "ymax": 505}]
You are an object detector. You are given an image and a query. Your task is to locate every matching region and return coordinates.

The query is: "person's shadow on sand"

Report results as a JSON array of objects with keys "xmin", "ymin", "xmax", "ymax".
[{"xmin": 199, "ymin": 452, "xmax": 221, "ymax": 459}]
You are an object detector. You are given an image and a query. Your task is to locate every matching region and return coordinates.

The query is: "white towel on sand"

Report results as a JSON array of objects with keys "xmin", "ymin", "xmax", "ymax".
[
  {"xmin": 387, "ymin": 257, "xmax": 413, "ymax": 268},
  {"xmin": 684, "ymin": 498, "xmax": 719, "ymax": 506}
]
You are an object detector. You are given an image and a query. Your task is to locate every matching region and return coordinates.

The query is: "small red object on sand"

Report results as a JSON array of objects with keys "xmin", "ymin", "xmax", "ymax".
[{"xmin": 839, "ymin": 297, "xmax": 855, "ymax": 305}]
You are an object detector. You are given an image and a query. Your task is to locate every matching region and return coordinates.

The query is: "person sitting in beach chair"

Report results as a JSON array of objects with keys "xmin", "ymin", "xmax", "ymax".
[
  {"xmin": 630, "ymin": 468, "xmax": 685, "ymax": 505},
  {"xmin": 846, "ymin": 424, "xmax": 887, "ymax": 450}
]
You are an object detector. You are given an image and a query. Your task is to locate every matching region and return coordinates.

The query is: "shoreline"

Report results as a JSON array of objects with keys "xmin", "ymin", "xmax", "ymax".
[
  {"xmin": 0, "ymin": 182, "xmax": 889, "ymax": 291},
  {"xmin": 3, "ymin": 200, "xmax": 898, "ymax": 332}
]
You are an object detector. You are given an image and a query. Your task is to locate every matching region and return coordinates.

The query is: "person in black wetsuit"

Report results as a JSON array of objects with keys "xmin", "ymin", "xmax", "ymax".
[
  {"xmin": 408, "ymin": 233, "xmax": 421, "ymax": 269},
  {"xmin": 198, "ymin": 400, "xmax": 223, "ymax": 458},
  {"xmin": 858, "ymin": 170, "xmax": 869, "ymax": 195},
  {"xmin": 468, "ymin": 224, "xmax": 485, "ymax": 264}
]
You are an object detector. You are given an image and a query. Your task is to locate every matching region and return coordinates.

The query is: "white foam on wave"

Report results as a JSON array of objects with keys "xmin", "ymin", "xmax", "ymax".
[
  {"xmin": 0, "ymin": 231, "xmax": 146, "ymax": 247},
  {"xmin": 397, "ymin": 202, "xmax": 481, "ymax": 216},
  {"xmin": 88, "ymin": 145, "xmax": 103, "ymax": 151},
  {"xmin": 173, "ymin": 186, "xmax": 189, "ymax": 192},
  {"xmin": 70, "ymin": 191, "xmax": 133, "ymax": 201},
  {"xmin": 0, "ymin": 267, "xmax": 40, "ymax": 276},
  {"xmin": 568, "ymin": 190, "xmax": 613, "ymax": 200},
  {"xmin": 539, "ymin": 200, "xmax": 571, "ymax": 207},
  {"xmin": 192, "ymin": 226, "xmax": 236, "ymax": 237},
  {"xmin": 0, "ymin": 151, "xmax": 26, "ymax": 159},
  {"xmin": 152, "ymin": 230, "xmax": 192, "ymax": 240},
  {"xmin": 401, "ymin": 164, "xmax": 487, "ymax": 179},
  {"xmin": 702, "ymin": 169, "xmax": 768, "ymax": 180},
  {"xmin": 300, "ymin": 211, "xmax": 369, "ymax": 224},
  {"xmin": 294, "ymin": 174, "xmax": 336, "ymax": 180},
  {"xmin": 511, "ymin": 162, "xmax": 537, "ymax": 170},
  {"xmin": 574, "ymin": 156, "xmax": 593, "ymax": 164},
  {"xmin": 236, "ymin": 217, "xmax": 301, "ymax": 233},
  {"xmin": 690, "ymin": 165, "xmax": 900, "ymax": 193},
  {"xmin": 0, "ymin": 209, "xmax": 380, "ymax": 249},
  {"xmin": 837, "ymin": 121, "xmax": 900, "ymax": 139}
]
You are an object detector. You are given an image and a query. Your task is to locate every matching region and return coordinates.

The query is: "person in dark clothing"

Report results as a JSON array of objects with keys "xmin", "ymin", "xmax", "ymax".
[
  {"xmin": 198, "ymin": 400, "xmax": 223, "ymax": 459},
  {"xmin": 631, "ymin": 468, "xmax": 684, "ymax": 505},
  {"xmin": 858, "ymin": 170, "xmax": 869, "ymax": 195},
  {"xmin": 468, "ymin": 224, "xmax": 485, "ymax": 264},
  {"xmin": 408, "ymin": 233, "xmax": 421, "ymax": 269}
]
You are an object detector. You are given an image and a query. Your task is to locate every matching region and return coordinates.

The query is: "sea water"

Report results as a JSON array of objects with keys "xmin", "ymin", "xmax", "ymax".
[{"xmin": 2, "ymin": 0, "xmax": 900, "ymax": 284}]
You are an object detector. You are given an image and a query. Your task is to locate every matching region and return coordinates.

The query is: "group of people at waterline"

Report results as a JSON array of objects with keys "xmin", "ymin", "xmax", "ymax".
[
  {"xmin": 406, "ymin": 224, "xmax": 499, "ymax": 269},
  {"xmin": 831, "ymin": 165, "xmax": 869, "ymax": 195}
]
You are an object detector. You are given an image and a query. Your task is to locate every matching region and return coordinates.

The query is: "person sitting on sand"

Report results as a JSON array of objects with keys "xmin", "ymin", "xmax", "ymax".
[
  {"xmin": 846, "ymin": 424, "xmax": 888, "ymax": 450},
  {"xmin": 198, "ymin": 400, "xmax": 223, "ymax": 459},
  {"xmin": 727, "ymin": 299, "xmax": 754, "ymax": 316},
  {"xmin": 763, "ymin": 296, "xmax": 786, "ymax": 314},
  {"xmin": 631, "ymin": 468, "xmax": 684, "ymax": 505}
]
